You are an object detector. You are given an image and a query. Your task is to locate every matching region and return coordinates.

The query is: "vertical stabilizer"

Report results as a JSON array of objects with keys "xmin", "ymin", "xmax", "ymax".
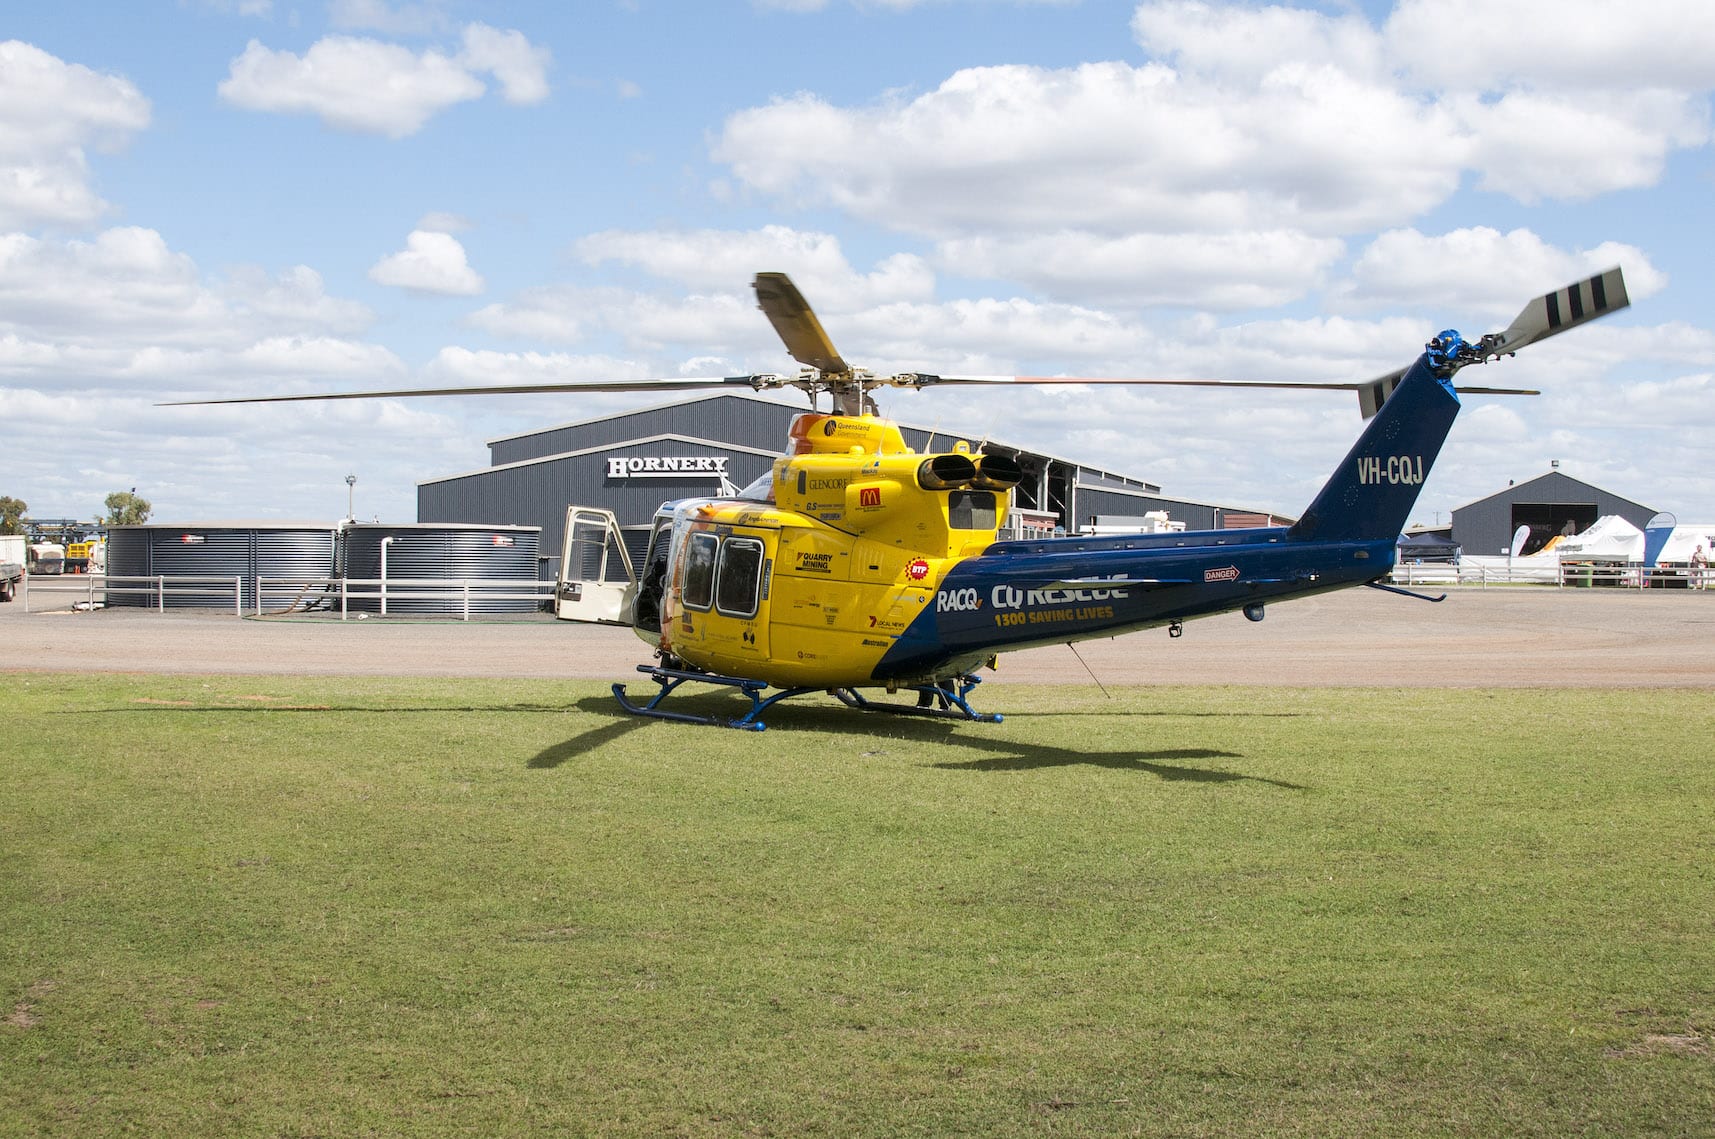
[{"xmin": 1288, "ymin": 354, "xmax": 1461, "ymax": 544}]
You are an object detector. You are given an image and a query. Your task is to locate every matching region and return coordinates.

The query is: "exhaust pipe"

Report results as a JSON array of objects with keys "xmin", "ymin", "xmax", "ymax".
[
  {"xmin": 917, "ymin": 454, "xmax": 977, "ymax": 489},
  {"xmin": 970, "ymin": 453, "xmax": 1023, "ymax": 491}
]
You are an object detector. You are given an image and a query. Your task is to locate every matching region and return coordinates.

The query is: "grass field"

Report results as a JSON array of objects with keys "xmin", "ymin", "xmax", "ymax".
[{"xmin": 4, "ymin": 674, "xmax": 1713, "ymax": 1137}]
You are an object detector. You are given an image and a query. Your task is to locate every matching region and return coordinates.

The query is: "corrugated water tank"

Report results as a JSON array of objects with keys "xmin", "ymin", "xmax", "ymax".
[
  {"xmin": 339, "ymin": 523, "xmax": 542, "ymax": 613},
  {"xmin": 102, "ymin": 523, "xmax": 337, "ymax": 609}
]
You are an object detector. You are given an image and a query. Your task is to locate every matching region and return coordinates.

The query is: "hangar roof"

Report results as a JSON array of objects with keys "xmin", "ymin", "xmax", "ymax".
[{"xmin": 462, "ymin": 391, "xmax": 1163, "ymax": 494}]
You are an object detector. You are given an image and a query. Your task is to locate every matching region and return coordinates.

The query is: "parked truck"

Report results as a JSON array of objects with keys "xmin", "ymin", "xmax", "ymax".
[
  {"xmin": 0, "ymin": 535, "xmax": 23, "ymax": 602},
  {"xmin": 28, "ymin": 542, "xmax": 65, "ymax": 576},
  {"xmin": 65, "ymin": 538, "xmax": 105, "ymax": 573}
]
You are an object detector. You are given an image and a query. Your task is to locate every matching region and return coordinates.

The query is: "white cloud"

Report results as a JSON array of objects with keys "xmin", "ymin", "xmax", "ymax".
[
  {"xmin": 368, "ymin": 230, "xmax": 484, "ymax": 295},
  {"xmin": 1459, "ymin": 89, "xmax": 1708, "ymax": 203},
  {"xmin": 467, "ymin": 288, "xmax": 586, "ymax": 344},
  {"xmin": 218, "ymin": 23, "xmax": 549, "ymax": 138},
  {"xmin": 1131, "ymin": 0, "xmax": 1382, "ymax": 82},
  {"xmin": 0, "ymin": 227, "xmax": 375, "ymax": 349},
  {"xmin": 219, "ymin": 36, "xmax": 482, "ymax": 138},
  {"xmin": 458, "ymin": 24, "xmax": 551, "ymax": 105},
  {"xmin": 939, "ymin": 230, "xmax": 1345, "ymax": 308},
  {"xmin": 575, "ymin": 225, "xmax": 936, "ymax": 308},
  {"xmin": 1386, "ymin": 0, "xmax": 1715, "ymax": 91},
  {"xmin": 416, "ymin": 211, "xmax": 471, "ymax": 233},
  {"xmin": 711, "ymin": 0, "xmax": 1715, "ymax": 259},
  {"xmin": 422, "ymin": 346, "xmax": 654, "ymax": 387},
  {"xmin": 0, "ymin": 40, "xmax": 151, "ymax": 229},
  {"xmin": 1337, "ymin": 228, "xmax": 1668, "ymax": 315},
  {"xmin": 328, "ymin": 0, "xmax": 450, "ymax": 36},
  {"xmin": 714, "ymin": 59, "xmax": 1466, "ymax": 239}
]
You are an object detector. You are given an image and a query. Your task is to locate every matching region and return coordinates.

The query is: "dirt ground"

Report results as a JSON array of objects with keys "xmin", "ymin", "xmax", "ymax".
[{"xmin": 4, "ymin": 585, "xmax": 1713, "ymax": 688}]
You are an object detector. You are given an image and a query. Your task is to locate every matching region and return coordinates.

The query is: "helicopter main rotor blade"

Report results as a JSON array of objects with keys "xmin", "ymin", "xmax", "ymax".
[
  {"xmin": 899, "ymin": 267, "xmax": 1625, "ymax": 419},
  {"xmin": 754, "ymin": 272, "xmax": 849, "ymax": 375},
  {"xmin": 892, "ymin": 373, "xmax": 1539, "ymax": 397},
  {"xmin": 157, "ymin": 374, "xmax": 789, "ymax": 407}
]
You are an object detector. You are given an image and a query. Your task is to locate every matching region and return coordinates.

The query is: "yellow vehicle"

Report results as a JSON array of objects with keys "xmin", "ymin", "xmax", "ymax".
[{"xmin": 65, "ymin": 539, "xmax": 104, "ymax": 574}]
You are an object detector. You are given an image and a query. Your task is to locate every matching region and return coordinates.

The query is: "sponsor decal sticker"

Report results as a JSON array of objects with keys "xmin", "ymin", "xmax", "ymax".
[
  {"xmin": 795, "ymin": 552, "xmax": 834, "ymax": 573},
  {"xmin": 907, "ymin": 558, "xmax": 931, "ymax": 581},
  {"xmin": 1356, "ymin": 455, "xmax": 1425, "ymax": 486}
]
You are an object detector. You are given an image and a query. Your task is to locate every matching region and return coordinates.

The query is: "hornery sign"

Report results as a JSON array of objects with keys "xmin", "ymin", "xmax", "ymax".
[{"xmin": 606, "ymin": 455, "xmax": 730, "ymax": 479}]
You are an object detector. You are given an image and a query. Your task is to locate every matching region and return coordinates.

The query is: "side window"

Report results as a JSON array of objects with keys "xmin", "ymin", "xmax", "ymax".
[
  {"xmin": 948, "ymin": 490, "xmax": 998, "ymax": 530},
  {"xmin": 683, "ymin": 531, "xmax": 718, "ymax": 611},
  {"xmin": 715, "ymin": 537, "xmax": 765, "ymax": 619}
]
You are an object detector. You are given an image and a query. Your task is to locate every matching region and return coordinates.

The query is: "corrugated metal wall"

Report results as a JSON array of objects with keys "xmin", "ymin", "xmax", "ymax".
[
  {"xmin": 341, "ymin": 524, "xmax": 541, "ymax": 613},
  {"xmin": 103, "ymin": 525, "xmax": 336, "ymax": 608}
]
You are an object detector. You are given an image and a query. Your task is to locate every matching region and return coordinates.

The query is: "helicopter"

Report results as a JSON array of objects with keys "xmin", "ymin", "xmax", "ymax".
[{"xmin": 171, "ymin": 267, "xmax": 1629, "ymax": 729}]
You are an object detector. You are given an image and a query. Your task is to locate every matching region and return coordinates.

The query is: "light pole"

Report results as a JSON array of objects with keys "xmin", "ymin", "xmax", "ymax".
[{"xmin": 345, "ymin": 474, "xmax": 356, "ymax": 521}]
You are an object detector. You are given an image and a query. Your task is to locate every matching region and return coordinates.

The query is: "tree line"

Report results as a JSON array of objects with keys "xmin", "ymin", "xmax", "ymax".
[{"xmin": 0, "ymin": 491, "xmax": 153, "ymax": 536}]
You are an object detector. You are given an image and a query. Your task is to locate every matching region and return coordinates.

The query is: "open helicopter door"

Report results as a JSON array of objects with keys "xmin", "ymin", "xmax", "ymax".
[{"xmin": 555, "ymin": 506, "xmax": 637, "ymax": 625}]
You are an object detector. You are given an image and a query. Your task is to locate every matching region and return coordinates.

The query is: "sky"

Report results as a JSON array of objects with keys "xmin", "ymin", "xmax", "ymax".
[{"xmin": 3, "ymin": 0, "xmax": 1713, "ymax": 531}]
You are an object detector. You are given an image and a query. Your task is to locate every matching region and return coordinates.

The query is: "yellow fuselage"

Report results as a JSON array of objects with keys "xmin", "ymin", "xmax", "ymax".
[{"xmin": 644, "ymin": 412, "xmax": 1014, "ymax": 688}]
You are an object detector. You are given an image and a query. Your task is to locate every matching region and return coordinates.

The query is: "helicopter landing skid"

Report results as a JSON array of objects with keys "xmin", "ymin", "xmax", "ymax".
[
  {"xmin": 611, "ymin": 665, "xmax": 1000, "ymax": 730},
  {"xmin": 831, "ymin": 676, "xmax": 1002, "ymax": 724},
  {"xmin": 612, "ymin": 665, "xmax": 819, "ymax": 731}
]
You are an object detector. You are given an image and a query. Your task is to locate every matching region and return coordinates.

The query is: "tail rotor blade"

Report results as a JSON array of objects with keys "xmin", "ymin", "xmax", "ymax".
[{"xmin": 1489, "ymin": 266, "xmax": 1630, "ymax": 357}]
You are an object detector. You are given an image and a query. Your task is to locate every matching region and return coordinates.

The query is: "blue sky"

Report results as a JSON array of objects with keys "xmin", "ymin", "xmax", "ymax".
[{"xmin": 3, "ymin": 0, "xmax": 1712, "ymax": 529}]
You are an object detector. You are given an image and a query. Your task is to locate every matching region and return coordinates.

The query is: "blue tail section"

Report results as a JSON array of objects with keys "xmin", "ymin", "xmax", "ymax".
[{"xmin": 1288, "ymin": 352, "xmax": 1461, "ymax": 544}]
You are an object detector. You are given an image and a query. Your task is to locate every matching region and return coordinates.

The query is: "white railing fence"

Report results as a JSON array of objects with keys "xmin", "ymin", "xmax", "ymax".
[
  {"xmin": 1390, "ymin": 561, "xmax": 1700, "ymax": 590},
  {"xmin": 18, "ymin": 574, "xmax": 555, "ymax": 620}
]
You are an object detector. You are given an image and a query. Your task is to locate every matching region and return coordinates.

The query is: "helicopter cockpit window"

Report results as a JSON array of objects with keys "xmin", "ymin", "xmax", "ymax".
[
  {"xmin": 948, "ymin": 490, "xmax": 998, "ymax": 531},
  {"xmin": 683, "ymin": 531, "xmax": 718, "ymax": 611},
  {"xmin": 632, "ymin": 524, "xmax": 672, "ymax": 633},
  {"xmin": 714, "ymin": 536, "xmax": 765, "ymax": 619}
]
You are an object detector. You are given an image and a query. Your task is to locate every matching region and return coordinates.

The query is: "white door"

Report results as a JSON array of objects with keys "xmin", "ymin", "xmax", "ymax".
[{"xmin": 555, "ymin": 507, "xmax": 636, "ymax": 624}]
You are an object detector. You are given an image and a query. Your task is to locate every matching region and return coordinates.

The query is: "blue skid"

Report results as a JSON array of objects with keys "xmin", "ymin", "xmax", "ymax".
[{"xmin": 612, "ymin": 664, "xmax": 1001, "ymax": 731}]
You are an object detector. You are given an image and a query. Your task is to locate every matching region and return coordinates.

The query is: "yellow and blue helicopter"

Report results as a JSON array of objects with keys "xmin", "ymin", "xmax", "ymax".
[{"xmin": 176, "ymin": 268, "xmax": 1628, "ymax": 729}]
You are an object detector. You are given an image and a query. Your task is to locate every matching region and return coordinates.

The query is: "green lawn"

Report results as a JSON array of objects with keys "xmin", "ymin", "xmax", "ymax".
[{"xmin": 3, "ymin": 675, "xmax": 1712, "ymax": 1136}]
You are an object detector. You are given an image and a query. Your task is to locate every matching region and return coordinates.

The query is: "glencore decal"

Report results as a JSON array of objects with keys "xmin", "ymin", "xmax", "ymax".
[
  {"xmin": 605, "ymin": 456, "xmax": 730, "ymax": 478},
  {"xmin": 1204, "ymin": 565, "xmax": 1240, "ymax": 583}
]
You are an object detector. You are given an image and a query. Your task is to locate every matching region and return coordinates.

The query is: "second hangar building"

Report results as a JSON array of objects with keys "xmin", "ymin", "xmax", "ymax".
[{"xmin": 417, "ymin": 393, "xmax": 1288, "ymax": 564}]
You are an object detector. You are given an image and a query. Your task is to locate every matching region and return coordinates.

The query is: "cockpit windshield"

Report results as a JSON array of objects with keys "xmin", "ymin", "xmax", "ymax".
[{"xmin": 736, "ymin": 471, "xmax": 775, "ymax": 503}]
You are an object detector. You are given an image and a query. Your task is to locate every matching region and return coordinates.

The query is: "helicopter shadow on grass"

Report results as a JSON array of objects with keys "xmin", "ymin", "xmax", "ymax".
[
  {"xmin": 526, "ymin": 699, "xmax": 659, "ymax": 769},
  {"xmin": 913, "ymin": 725, "xmax": 1303, "ymax": 786},
  {"xmin": 540, "ymin": 693, "xmax": 1304, "ymax": 789},
  {"xmin": 69, "ymin": 700, "xmax": 583, "ymax": 718}
]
